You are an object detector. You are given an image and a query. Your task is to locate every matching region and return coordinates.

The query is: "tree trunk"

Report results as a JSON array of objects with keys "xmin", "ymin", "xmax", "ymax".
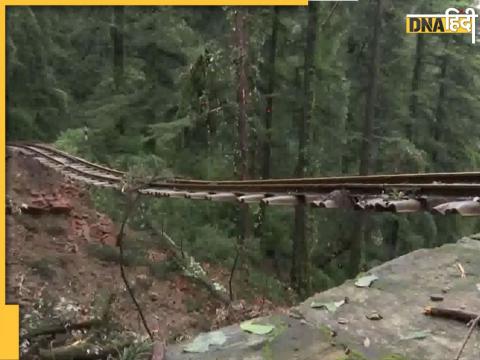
[
  {"xmin": 262, "ymin": 6, "xmax": 279, "ymax": 181},
  {"xmin": 258, "ymin": 7, "xmax": 280, "ymax": 269},
  {"xmin": 291, "ymin": 3, "xmax": 318, "ymax": 297},
  {"xmin": 112, "ymin": 6, "xmax": 125, "ymax": 90},
  {"xmin": 407, "ymin": 35, "xmax": 424, "ymax": 142},
  {"xmin": 432, "ymin": 38, "xmax": 449, "ymax": 170},
  {"xmin": 359, "ymin": 0, "xmax": 382, "ymax": 176},
  {"xmin": 234, "ymin": 8, "xmax": 251, "ymax": 243},
  {"xmin": 349, "ymin": 0, "xmax": 382, "ymax": 278}
]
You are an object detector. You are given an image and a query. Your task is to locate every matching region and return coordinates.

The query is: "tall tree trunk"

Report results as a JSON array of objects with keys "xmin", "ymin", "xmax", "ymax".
[
  {"xmin": 111, "ymin": 6, "xmax": 125, "ymax": 90},
  {"xmin": 432, "ymin": 38, "xmax": 449, "ymax": 170},
  {"xmin": 359, "ymin": 0, "xmax": 381, "ymax": 176},
  {"xmin": 234, "ymin": 8, "xmax": 251, "ymax": 243},
  {"xmin": 407, "ymin": 35, "xmax": 424, "ymax": 142},
  {"xmin": 349, "ymin": 0, "xmax": 382, "ymax": 278},
  {"xmin": 291, "ymin": 3, "xmax": 318, "ymax": 297},
  {"xmin": 262, "ymin": 7, "xmax": 279, "ymax": 181},
  {"xmin": 258, "ymin": 7, "xmax": 280, "ymax": 274}
]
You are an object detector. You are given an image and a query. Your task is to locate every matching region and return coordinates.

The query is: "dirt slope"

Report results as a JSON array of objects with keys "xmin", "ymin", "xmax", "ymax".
[{"xmin": 6, "ymin": 150, "xmax": 277, "ymax": 351}]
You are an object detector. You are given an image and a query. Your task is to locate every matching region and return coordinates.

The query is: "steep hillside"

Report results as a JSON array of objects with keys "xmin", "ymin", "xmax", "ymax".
[{"xmin": 6, "ymin": 150, "xmax": 278, "ymax": 357}]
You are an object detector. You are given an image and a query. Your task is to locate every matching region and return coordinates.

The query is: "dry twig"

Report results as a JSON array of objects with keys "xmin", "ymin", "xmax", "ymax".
[
  {"xmin": 117, "ymin": 192, "xmax": 153, "ymax": 340},
  {"xmin": 454, "ymin": 315, "xmax": 480, "ymax": 360},
  {"xmin": 229, "ymin": 246, "xmax": 240, "ymax": 302}
]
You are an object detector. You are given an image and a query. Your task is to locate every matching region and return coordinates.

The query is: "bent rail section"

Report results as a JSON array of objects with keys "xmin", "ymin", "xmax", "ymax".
[{"xmin": 7, "ymin": 142, "xmax": 480, "ymax": 216}]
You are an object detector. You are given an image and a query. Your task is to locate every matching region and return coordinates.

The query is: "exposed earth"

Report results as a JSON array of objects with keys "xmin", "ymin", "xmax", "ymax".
[{"xmin": 6, "ymin": 151, "xmax": 280, "ymax": 356}]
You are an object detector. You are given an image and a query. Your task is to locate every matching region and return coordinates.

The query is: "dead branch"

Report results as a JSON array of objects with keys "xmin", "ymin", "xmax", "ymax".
[
  {"xmin": 24, "ymin": 319, "xmax": 102, "ymax": 342},
  {"xmin": 154, "ymin": 227, "xmax": 230, "ymax": 304},
  {"xmin": 454, "ymin": 315, "xmax": 480, "ymax": 360},
  {"xmin": 117, "ymin": 192, "xmax": 153, "ymax": 340},
  {"xmin": 424, "ymin": 307, "xmax": 480, "ymax": 324},
  {"xmin": 39, "ymin": 340, "xmax": 130, "ymax": 360},
  {"xmin": 23, "ymin": 293, "xmax": 114, "ymax": 341},
  {"xmin": 229, "ymin": 246, "xmax": 240, "ymax": 301}
]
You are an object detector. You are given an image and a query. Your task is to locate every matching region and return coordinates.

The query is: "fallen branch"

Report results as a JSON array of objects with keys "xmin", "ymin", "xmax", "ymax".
[
  {"xmin": 24, "ymin": 319, "xmax": 102, "ymax": 342},
  {"xmin": 23, "ymin": 293, "xmax": 114, "ymax": 341},
  {"xmin": 424, "ymin": 307, "xmax": 480, "ymax": 324},
  {"xmin": 229, "ymin": 246, "xmax": 240, "ymax": 301},
  {"xmin": 454, "ymin": 315, "xmax": 480, "ymax": 360},
  {"xmin": 117, "ymin": 192, "xmax": 153, "ymax": 340},
  {"xmin": 154, "ymin": 227, "xmax": 230, "ymax": 304},
  {"xmin": 39, "ymin": 340, "xmax": 130, "ymax": 360}
]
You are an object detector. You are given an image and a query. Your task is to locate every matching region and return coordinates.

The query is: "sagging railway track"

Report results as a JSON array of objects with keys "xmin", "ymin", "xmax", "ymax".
[{"xmin": 7, "ymin": 142, "xmax": 480, "ymax": 216}]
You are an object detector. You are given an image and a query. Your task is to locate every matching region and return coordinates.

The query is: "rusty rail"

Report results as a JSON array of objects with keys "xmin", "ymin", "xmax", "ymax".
[{"xmin": 7, "ymin": 142, "xmax": 480, "ymax": 216}]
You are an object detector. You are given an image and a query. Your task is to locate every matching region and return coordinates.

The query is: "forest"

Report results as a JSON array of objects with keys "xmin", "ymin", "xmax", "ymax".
[{"xmin": 7, "ymin": 0, "xmax": 480, "ymax": 304}]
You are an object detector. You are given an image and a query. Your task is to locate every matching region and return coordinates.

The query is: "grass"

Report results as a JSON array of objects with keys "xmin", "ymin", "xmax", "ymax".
[
  {"xmin": 87, "ymin": 243, "xmax": 149, "ymax": 267},
  {"xmin": 28, "ymin": 256, "xmax": 66, "ymax": 279}
]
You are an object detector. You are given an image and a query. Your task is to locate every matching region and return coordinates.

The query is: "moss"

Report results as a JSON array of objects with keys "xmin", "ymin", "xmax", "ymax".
[
  {"xmin": 336, "ymin": 352, "xmax": 408, "ymax": 360},
  {"xmin": 341, "ymin": 350, "xmax": 369, "ymax": 360},
  {"xmin": 317, "ymin": 324, "xmax": 335, "ymax": 339},
  {"xmin": 262, "ymin": 342, "xmax": 273, "ymax": 360},
  {"xmin": 381, "ymin": 355, "xmax": 408, "ymax": 360},
  {"xmin": 267, "ymin": 319, "xmax": 287, "ymax": 340}
]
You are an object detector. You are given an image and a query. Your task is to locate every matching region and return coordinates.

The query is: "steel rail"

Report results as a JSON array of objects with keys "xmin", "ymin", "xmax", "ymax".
[
  {"xmin": 7, "ymin": 144, "xmax": 122, "ymax": 185},
  {"xmin": 9, "ymin": 142, "xmax": 480, "ymax": 185},
  {"xmin": 160, "ymin": 171, "xmax": 480, "ymax": 185},
  {"xmin": 7, "ymin": 143, "xmax": 480, "ymax": 198},
  {"xmin": 7, "ymin": 142, "xmax": 125, "ymax": 177}
]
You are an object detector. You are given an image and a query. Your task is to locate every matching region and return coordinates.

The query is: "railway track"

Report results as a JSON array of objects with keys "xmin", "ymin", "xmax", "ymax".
[{"xmin": 7, "ymin": 142, "xmax": 480, "ymax": 216}]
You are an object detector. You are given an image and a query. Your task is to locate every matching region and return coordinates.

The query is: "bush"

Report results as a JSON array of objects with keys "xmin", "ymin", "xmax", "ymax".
[
  {"xmin": 187, "ymin": 224, "xmax": 236, "ymax": 263},
  {"xmin": 247, "ymin": 269, "xmax": 289, "ymax": 304},
  {"xmin": 148, "ymin": 259, "xmax": 179, "ymax": 280},
  {"xmin": 87, "ymin": 243, "xmax": 148, "ymax": 267},
  {"xmin": 310, "ymin": 268, "xmax": 334, "ymax": 292},
  {"xmin": 28, "ymin": 257, "xmax": 64, "ymax": 279}
]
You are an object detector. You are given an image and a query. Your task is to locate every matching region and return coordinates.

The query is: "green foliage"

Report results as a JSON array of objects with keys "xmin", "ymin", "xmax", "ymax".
[
  {"xmin": 148, "ymin": 259, "xmax": 179, "ymax": 280},
  {"xmin": 247, "ymin": 269, "xmax": 289, "ymax": 304},
  {"xmin": 55, "ymin": 128, "xmax": 89, "ymax": 157},
  {"xmin": 87, "ymin": 242, "xmax": 149, "ymax": 267},
  {"xmin": 117, "ymin": 341, "xmax": 152, "ymax": 360},
  {"xmin": 8, "ymin": 4, "xmax": 480, "ymax": 299},
  {"xmin": 187, "ymin": 224, "xmax": 236, "ymax": 263},
  {"xmin": 28, "ymin": 256, "xmax": 65, "ymax": 279}
]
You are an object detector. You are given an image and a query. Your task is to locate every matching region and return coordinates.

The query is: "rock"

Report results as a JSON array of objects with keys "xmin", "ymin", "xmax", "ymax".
[
  {"xmin": 149, "ymin": 292, "xmax": 160, "ymax": 302},
  {"xmin": 366, "ymin": 312, "xmax": 383, "ymax": 320},
  {"xmin": 430, "ymin": 294, "xmax": 444, "ymax": 302},
  {"xmin": 166, "ymin": 238, "xmax": 480, "ymax": 360}
]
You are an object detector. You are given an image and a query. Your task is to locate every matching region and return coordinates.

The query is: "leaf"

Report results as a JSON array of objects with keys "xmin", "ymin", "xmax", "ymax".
[
  {"xmin": 240, "ymin": 320, "xmax": 275, "ymax": 335},
  {"xmin": 400, "ymin": 330, "xmax": 430, "ymax": 341},
  {"xmin": 363, "ymin": 337, "xmax": 370, "ymax": 348},
  {"xmin": 355, "ymin": 274, "xmax": 379, "ymax": 288},
  {"xmin": 184, "ymin": 331, "xmax": 227, "ymax": 353},
  {"xmin": 310, "ymin": 299, "xmax": 346, "ymax": 312}
]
